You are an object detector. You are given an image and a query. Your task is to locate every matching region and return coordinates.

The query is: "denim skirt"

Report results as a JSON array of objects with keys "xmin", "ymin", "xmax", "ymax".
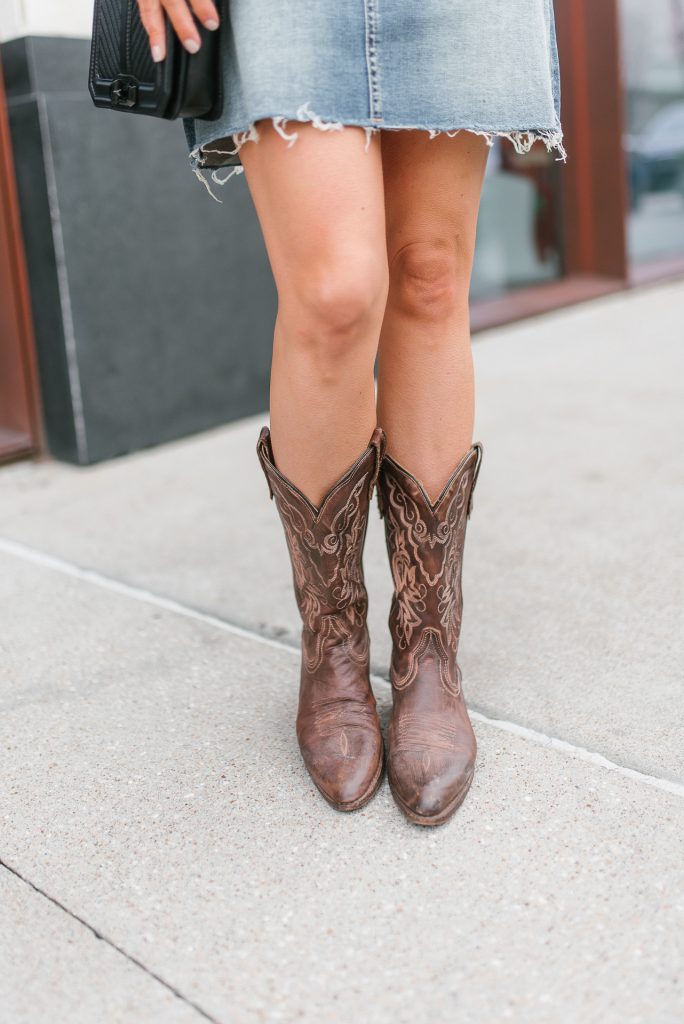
[{"xmin": 182, "ymin": 0, "xmax": 564, "ymax": 200}]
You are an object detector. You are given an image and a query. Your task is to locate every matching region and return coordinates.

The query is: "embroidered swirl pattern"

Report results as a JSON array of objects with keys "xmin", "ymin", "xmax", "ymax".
[
  {"xmin": 382, "ymin": 459, "xmax": 475, "ymax": 696},
  {"xmin": 265, "ymin": 469, "xmax": 372, "ymax": 672}
]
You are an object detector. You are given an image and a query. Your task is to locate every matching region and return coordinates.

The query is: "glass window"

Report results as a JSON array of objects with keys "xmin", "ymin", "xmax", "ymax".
[
  {"xmin": 621, "ymin": 0, "xmax": 684, "ymax": 263},
  {"xmin": 471, "ymin": 140, "xmax": 564, "ymax": 301}
]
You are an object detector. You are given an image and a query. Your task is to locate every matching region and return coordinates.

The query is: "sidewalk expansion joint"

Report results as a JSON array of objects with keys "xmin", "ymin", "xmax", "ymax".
[
  {"xmin": 0, "ymin": 855, "xmax": 224, "ymax": 1024},
  {"xmin": 2, "ymin": 534, "xmax": 683, "ymax": 801}
]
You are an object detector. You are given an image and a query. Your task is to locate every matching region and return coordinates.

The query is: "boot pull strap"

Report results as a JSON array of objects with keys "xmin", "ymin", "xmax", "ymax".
[
  {"xmin": 376, "ymin": 485, "xmax": 385, "ymax": 519},
  {"xmin": 256, "ymin": 427, "xmax": 275, "ymax": 500},
  {"xmin": 467, "ymin": 442, "xmax": 484, "ymax": 519},
  {"xmin": 368, "ymin": 426, "xmax": 387, "ymax": 511}
]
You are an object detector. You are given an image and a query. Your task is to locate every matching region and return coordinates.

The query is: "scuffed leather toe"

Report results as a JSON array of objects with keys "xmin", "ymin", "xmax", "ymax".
[
  {"xmin": 299, "ymin": 719, "xmax": 384, "ymax": 811},
  {"xmin": 388, "ymin": 746, "xmax": 475, "ymax": 825}
]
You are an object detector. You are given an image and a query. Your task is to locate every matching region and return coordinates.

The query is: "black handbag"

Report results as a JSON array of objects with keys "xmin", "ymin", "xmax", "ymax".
[{"xmin": 88, "ymin": 0, "xmax": 223, "ymax": 120}]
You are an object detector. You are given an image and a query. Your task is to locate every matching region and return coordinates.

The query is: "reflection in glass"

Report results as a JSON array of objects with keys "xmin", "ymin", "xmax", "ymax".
[
  {"xmin": 621, "ymin": 0, "xmax": 684, "ymax": 262},
  {"xmin": 471, "ymin": 139, "xmax": 563, "ymax": 301}
]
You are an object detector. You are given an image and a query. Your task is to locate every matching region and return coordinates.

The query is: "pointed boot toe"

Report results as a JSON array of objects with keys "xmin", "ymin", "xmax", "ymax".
[
  {"xmin": 301, "ymin": 719, "xmax": 384, "ymax": 811},
  {"xmin": 388, "ymin": 744, "xmax": 476, "ymax": 826}
]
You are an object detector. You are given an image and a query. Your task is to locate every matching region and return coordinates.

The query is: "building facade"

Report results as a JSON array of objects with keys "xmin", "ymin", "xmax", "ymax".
[{"xmin": 1, "ymin": 0, "xmax": 683, "ymax": 464}]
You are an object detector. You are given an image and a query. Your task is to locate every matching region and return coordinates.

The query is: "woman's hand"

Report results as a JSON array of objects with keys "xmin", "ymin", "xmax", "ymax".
[{"xmin": 138, "ymin": 0, "xmax": 220, "ymax": 62}]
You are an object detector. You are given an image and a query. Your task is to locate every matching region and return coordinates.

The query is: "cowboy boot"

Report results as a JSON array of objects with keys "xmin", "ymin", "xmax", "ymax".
[
  {"xmin": 256, "ymin": 425, "xmax": 386, "ymax": 811},
  {"xmin": 376, "ymin": 441, "xmax": 483, "ymax": 826}
]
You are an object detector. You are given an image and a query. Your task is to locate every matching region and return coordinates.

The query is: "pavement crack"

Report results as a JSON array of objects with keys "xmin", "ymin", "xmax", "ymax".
[{"xmin": 0, "ymin": 856, "xmax": 223, "ymax": 1024}]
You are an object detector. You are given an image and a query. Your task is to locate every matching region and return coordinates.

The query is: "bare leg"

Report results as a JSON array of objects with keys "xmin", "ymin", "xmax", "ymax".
[
  {"xmin": 243, "ymin": 122, "xmax": 388, "ymax": 812},
  {"xmin": 376, "ymin": 130, "xmax": 488, "ymax": 500},
  {"xmin": 239, "ymin": 121, "xmax": 388, "ymax": 506}
]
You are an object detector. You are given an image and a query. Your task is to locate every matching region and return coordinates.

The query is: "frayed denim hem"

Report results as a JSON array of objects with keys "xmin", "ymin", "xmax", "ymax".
[{"xmin": 187, "ymin": 102, "xmax": 566, "ymax": 203}]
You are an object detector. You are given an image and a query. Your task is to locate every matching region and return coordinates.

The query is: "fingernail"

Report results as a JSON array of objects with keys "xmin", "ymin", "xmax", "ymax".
[
  {"xmin": 151, "ymin": 44, "xmax": 164, "ymax": 62},
  {"xmin": 204, "ymin": 18, "xmax": 219, "ymax": 30},
  {"xmin": 184, "ymin": 37, "xmax": 200, "ymax": 53}
]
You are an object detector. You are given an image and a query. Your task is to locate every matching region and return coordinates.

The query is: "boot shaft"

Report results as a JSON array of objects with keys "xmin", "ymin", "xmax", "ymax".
[
  {"xmin": 256, "ymin": 426, "xmax": 386, "ymax": 633},
  {"xmin": 377, "ymin": 443, "xmax": 483, "ymax": 694}
]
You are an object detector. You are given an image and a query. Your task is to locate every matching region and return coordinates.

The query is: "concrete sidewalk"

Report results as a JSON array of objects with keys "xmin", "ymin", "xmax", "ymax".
[{"xmin": 1, "ymin": 280, "xmax": 683, "ymax": 1023}]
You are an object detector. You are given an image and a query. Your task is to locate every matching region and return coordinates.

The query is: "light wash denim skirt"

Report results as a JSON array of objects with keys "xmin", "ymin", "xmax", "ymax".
[{"xmin": 182, "ymin": 0, "xmax": 564, "ymax": 200}]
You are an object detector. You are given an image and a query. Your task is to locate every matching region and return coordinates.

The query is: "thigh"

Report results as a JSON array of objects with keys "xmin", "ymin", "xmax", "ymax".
[
  {"xmin": 238, "ymin": 121, "xmax": 388, "ymax": 297},
  {"xmin": 381, "ymin": 130, "xmax": 489, "ymax": 269}
]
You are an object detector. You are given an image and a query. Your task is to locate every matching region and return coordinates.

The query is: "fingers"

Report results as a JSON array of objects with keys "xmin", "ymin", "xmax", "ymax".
[
  {"xmin": 188, "ymin": 0, "xmax": 220, "ymax": 31},
  {"xmin": 163, "ymin": 0, "xmax": 220, "ymax": 53},
  {"xmin": 138, "ymin": 0, "xmax": 168, "ymax": 61},
  {"xmin": 138, "ymin": 0, "xmax": 220, "ymax": 62}
]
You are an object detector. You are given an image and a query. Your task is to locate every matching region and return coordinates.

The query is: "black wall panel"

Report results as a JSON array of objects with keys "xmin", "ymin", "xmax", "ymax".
[{"xmin": 1, "ymin": 36, "xmax": 275, "ymax": 464}]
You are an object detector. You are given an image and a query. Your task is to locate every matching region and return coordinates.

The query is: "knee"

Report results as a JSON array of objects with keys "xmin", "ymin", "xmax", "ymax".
[
  {"xmin": 288, "ymin": 253, "xmax": 388, "ymax": 360},
  {"xmin": 389, "ymin": 238, "xmax": 470, "ymax": 322}
]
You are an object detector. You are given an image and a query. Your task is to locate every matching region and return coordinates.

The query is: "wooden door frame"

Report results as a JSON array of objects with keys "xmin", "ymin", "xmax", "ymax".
[
  {"xmin": 471, "ymin": 0, "xmax": 684, "ymax": 332},
  {"xmin": 0, "ymin": 52, "xmax": 43, "ymax": 463}
]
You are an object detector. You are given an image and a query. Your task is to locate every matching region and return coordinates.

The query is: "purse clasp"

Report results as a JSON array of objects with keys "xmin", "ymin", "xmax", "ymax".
[{"xmin": 111, "ymin": 77, "xmax": 138, "ymax": 108}]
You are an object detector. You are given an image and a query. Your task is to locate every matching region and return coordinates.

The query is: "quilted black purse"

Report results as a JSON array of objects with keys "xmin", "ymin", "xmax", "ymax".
[{"xmin": 88, "ymin": 0, "xmax": 223, "ymax": 120}]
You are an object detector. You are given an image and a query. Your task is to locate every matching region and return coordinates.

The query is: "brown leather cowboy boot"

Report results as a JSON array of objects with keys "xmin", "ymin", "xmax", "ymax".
[
  {"xmin": 256, "ymin": 425, "xmax": 386, "ymax": 811},
  {"xmin": 376, "ymin": 442, "xmax": 483, "ymax": 826}
]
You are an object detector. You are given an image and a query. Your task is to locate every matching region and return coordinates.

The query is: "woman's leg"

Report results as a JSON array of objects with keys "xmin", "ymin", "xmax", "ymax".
[
  {"xmin": 243, "ymin": 122, "xmax": 388, "ymax": 811},
  {"xmin": 376, "ymin": 130, "xmax": 488, "ymax": 500},
  {"xmin": 239, "ymin": 120, "xmax": 388, "ymax": 506},
  {"xmin": 375, "ymin": 130, "xmax": 489, "ymax": 826}
]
